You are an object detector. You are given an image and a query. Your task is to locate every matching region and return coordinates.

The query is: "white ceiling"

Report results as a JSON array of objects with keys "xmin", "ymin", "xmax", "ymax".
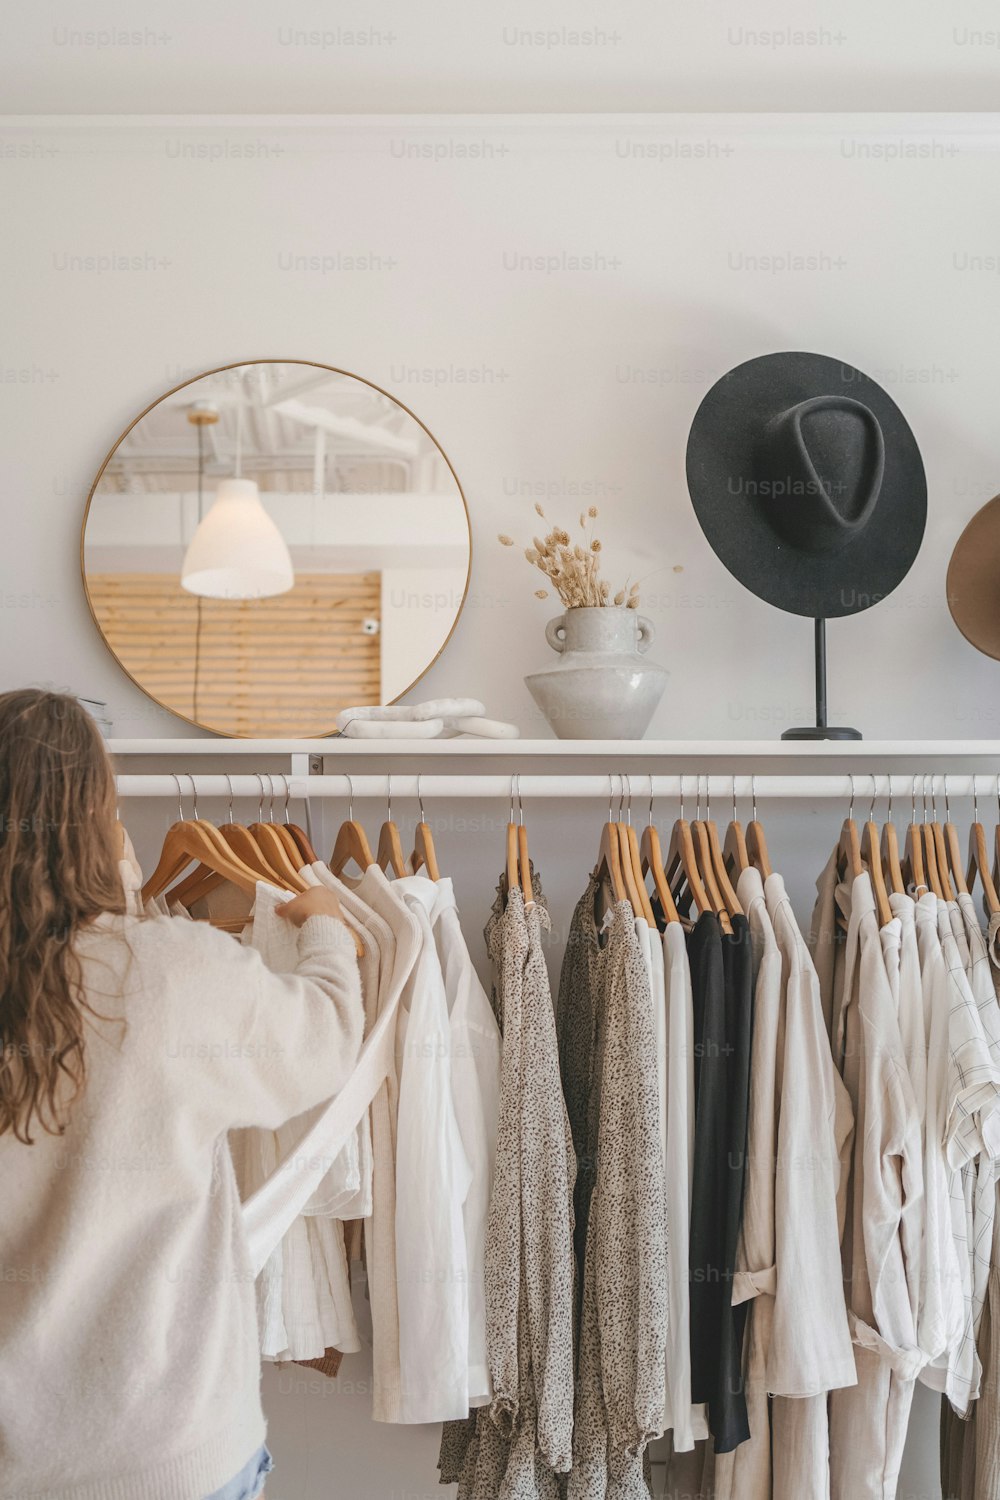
[
  {"xmin": 97, "ymin": 362, "xmax": 453, "ymax": 494},
  {"xmin": 5, "ymin": 0, "xmax": 1000, "ymax": 114}
]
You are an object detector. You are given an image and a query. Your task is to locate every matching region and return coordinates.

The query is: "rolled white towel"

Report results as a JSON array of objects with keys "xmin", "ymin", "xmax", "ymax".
[{"xmin": 448, "ymin": 716, "xmax": 520, "ymax": 739}]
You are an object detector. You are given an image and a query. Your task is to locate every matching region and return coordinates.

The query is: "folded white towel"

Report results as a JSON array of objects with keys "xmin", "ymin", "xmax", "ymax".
[{"xmin": 335, "ymin": 699, "xmax": 518, "ymax": 739}]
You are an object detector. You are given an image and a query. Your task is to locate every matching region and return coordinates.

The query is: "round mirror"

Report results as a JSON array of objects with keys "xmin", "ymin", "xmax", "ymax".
[{"xmin": 82, "ymin": 361, "xmax": 471, "ymax": 737}]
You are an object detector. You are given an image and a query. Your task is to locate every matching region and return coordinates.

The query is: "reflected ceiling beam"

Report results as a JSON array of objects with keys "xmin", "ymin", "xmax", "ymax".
[
  {"xmin": 271, "ymin": 398, "xmax": 420, "ymax": 456},
  {"xmin": 260, "ymin": 369, "xmax": 354, "ymax": 406}
]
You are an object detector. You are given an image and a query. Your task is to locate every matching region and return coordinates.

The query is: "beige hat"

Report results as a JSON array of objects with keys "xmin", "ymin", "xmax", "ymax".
[{"xmin": 948, "ymin": 494, "xmax": 1000, "ymax": 659}]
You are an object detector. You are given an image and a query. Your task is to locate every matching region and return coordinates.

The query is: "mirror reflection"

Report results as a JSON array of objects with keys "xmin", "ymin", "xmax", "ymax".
[{"xmin": 82, "ymin": 361, "xmax": 471, "ymax": 736}]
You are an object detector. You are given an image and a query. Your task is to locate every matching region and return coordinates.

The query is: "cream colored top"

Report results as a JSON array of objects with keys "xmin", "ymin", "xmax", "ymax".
[{"xmin": 0, "ymin": 908, "xmax": 363, "ymax": 1500}]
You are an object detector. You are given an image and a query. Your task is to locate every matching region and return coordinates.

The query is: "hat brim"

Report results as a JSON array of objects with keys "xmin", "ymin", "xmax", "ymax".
[
  {"xmin": 947, "ymin": 494, "xmax": 1000, "ymax": 659},
  {"xmin": 686, "ymin": 351, "xmax": 927, "ymax": 619}
]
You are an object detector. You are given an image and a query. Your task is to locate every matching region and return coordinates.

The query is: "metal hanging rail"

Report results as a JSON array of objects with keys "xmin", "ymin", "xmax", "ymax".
[{"xmin": 113, "ymin": 772, "xmax": 1000, "ymax": 803}]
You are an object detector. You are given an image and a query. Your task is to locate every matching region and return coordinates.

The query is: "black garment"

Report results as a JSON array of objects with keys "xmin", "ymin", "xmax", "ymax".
[
  {"xmin": 687, "ymin": 911, "xmax": 754, "ymax": 1455},
  {"xmin": 715, "ymin": 914, "xmax": 754, "ymax": 1453},
  {"xmin": 687, "ymin": 913, "xmax": 728, "ymax": 1413}
]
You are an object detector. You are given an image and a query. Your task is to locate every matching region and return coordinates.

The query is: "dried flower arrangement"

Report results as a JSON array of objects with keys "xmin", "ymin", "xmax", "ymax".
[{"xmin": 498, "ymin": 504, "xmax": 640, "ymax": 609}]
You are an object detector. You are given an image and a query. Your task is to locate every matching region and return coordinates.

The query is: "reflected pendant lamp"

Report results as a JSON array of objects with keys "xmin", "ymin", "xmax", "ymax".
[{"xmin": 181, "ymin": 477, "xmax": 294, "ymax": 600}]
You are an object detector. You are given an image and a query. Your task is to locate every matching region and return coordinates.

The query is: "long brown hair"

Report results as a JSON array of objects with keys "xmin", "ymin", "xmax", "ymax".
[{"xmin": 0, "ymin": 689, "xmax": 125, "ymax": 1143}]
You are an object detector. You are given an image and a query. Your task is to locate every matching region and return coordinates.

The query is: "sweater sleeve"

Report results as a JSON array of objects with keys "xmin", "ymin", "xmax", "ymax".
[{"xmin": 166, "ymin": 913, "xmax": 365, "ymax": 1135}]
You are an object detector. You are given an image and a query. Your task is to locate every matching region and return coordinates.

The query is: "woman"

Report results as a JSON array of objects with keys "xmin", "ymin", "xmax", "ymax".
[{"xmin": 0, "ymin": 689, "xmax": 364, "ymax": 1500}]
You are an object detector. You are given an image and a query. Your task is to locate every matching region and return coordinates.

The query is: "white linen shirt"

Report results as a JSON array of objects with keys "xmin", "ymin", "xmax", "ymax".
[
  {"xmin": 429, "ymin": 876, "xmax": 502, "ymax": 1409},
  {"xmin": 392, "ymin": 874, "xmax": 473, "ymax": 1423},
  {"xmin": 836, "ymin": 874, "xmax": 923, "ymax": 1377},
  {"xmin": 661, "ymin": 919, "xmax": 707, "ymax": 1451}
]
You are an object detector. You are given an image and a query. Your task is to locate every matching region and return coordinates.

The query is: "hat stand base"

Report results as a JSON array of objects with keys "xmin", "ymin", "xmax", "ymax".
[
  {"xmin": 782, "ymin": 725, "xmax": 863, "ymax": 741},
  {"xmin": 780, "ymin": 618, "xmax": 862, "ymax": 741}
]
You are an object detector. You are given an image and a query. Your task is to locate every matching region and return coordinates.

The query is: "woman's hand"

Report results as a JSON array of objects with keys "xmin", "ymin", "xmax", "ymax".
[{"xmin": 275, "ymin": 887, "xmax": 346, "ymax": 928}]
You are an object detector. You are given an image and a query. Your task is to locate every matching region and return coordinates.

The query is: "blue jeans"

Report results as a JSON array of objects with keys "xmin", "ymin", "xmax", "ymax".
[{"xmin": 205, "ymin": 1445, "xmax": 273, "ymax": 1500}]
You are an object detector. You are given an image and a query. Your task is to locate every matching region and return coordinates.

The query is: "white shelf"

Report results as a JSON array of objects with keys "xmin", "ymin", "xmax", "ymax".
[{"xmin": 107, "ymin": 738, "xmax": 1000, "ymax": 759}]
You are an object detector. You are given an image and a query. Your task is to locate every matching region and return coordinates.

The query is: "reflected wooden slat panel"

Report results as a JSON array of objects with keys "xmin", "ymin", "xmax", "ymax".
[{"xmin": 88, "ymin": 570, "xmax": 382, "ymax": 736}]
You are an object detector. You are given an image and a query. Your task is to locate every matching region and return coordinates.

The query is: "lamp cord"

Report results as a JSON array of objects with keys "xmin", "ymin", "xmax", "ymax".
[{"xmin": 192, "ymin": 422, "xmax": 205, "ymax": 722}]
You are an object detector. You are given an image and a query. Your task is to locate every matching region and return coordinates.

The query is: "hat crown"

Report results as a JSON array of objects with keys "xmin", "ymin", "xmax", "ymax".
[{"xmin": 757, "ymin": 395, "xmax": 885, "ymax": 555}]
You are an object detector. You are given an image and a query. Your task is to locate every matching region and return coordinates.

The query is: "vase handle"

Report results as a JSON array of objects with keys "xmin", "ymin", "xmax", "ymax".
[
  {"xmin": 545, "ymin": 615, "xmax": 567, "ymax": 654},
  {"xmin": 636, "ymin": 615, "xmax": 655, "ymax": 654}
]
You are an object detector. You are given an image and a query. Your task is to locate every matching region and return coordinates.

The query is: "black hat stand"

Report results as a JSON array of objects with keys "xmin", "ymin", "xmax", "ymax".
[{"xmin": 781, "ymin": 618, "xmax": 862, "ymax": 741}]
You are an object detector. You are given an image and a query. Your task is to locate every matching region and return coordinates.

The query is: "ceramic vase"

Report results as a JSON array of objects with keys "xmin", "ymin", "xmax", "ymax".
[{"xmin": 524, "ymin": 606, "xmax": 667, "ymax": 740}]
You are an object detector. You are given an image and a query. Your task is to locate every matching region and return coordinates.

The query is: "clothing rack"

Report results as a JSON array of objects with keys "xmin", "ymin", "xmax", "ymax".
[{"xmin": 113, "ymin": 773, "xmax": 1000, "ymax": 802}]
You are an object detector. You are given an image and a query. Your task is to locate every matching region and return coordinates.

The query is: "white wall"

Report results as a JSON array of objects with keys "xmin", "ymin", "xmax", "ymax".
[
  {"xmin": 4, "ymin": 113, "xmax": 999, "ymax": 1499},
  {"xmin": 4, "ymin": 0, "xmax": 1000, "ymax": 113}
]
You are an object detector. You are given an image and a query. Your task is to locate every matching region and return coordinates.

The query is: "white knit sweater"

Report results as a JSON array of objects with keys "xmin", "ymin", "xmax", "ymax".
[{"xmin": 0, "ymin": 908, "xmax": 363, "ymax": 1500}]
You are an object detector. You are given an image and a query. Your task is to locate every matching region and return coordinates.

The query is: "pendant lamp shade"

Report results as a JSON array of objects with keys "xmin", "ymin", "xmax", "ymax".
[{"xmin": 181, "ymin": 478, "xmax": 294, "ymax": 599}]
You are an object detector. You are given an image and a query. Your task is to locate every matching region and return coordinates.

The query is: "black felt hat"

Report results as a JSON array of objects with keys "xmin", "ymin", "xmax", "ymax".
[{"xmin": 686, "ymin": 351, "xmax": 927, "ymax": 619}]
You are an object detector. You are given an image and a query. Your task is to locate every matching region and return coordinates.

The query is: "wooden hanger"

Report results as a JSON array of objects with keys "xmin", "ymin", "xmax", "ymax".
[
  {"xmin": 691, "ymin": 779, "xmax": 740, "ymax": 931},
  {"xmin": 833, "ymin": 776, "xmax": 864, "ymax": 932},
  {"xmin": 505, "ymin": 775, "xmax": 534, "ymax": 904},
  {"xmin": 409, "ymin": 779, "xmax": 441, "ymax": 881},
  {"xmin": 723, "ymin": 775, "xmax": 750, "ymax": 878},
  {"xmin": 376, "ymin": 779, "xmax": 408, "ymax": 878},
  {"xmin": 665, "ymin": 778, "xmax": 712, "ymax": 920},
  {"xmin": 858, "ymin": 777, "xmax": 893, "ymax": 927},
  {"xmin": 967, "ymin": 779, "xmax": 1000, "ymax": 915},
  {"xmin": 330, "ymin": 774, "xmax": 375, "ymax": 878},
  {"xmin": 247, "ymin": 776, "xmax": 310, "ymax": 891},
  {"xmin": 940, "ymin": 775, "xmax": 969, "ymax": 898},
  {"xmin": 863, "ymin": 821, "xmax": 893, "ymax": 929},
  {"xmin": 901, "ymin": 776, "xmax": 927, "ymax": 896},
  {"xmin": 879, "ymin": 777, "xmax": 906, "ymax": 897},
  {"xmin": 512, "ymin": 775, "xmax": 533, "ymax": 904},
  {"xmin": 744, "ymin": 775, "xmax": 773, "ymax": 879},
  {"xmin": 618, "ymin": 778, "xmax": 656, "ymax": 928},
  {"xmin": 274, "ymin": 775, "xmax": 319, "ymax": 866},
  {"xmin": 141, "ymin": 777, "xmax": 263, "ymax": 905},
  {"xmin": 595, "ymin": 777, "xmax": 630, "ymax": 907},
  {"xmin": 920, "ymin": 776, "xmax": 948, "ymax": 900},
  {"xmin": 639, "ymin": 779, "xmax": 680, "ymax": 926},
  {"xmin": 169, "ymin": 775, "xmax": 285, "ymax": 906},
  {"xmin": 142, "ymin": 817, "xmax": 261, "ymax": 904}
]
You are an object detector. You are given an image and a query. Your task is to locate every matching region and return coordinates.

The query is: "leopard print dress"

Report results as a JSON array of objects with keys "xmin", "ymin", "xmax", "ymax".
[
  {"xmin": 561, "ymin": 893, "xmax": 669, "ymax": 1500},
  {"xmin": 438, "ymin": 868, "xmax": 577, "ymax": 1498}
]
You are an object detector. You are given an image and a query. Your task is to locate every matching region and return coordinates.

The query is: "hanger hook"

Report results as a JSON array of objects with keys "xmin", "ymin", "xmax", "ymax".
[
  {"xmin": 223, "ymin": 773, "xmax": 235, "ymax": 824},
  {"xmin": 869, "ymin": 772, "xmax": 877, "ymax": 824},
  {"xmin": 268, "ymin": 773, "xmax": 278, "ymax": 823},
  {"xmin": 886, "ymin": 774, "xmax": 893, "ymax": 826},
  {"xmin": 171, "ymin": 773, "xmax": 184, "ymax": 823},
  {"xmin": 386, "ymin": 771, "xmax": 392, "ymax": 825},
  {"xmin": 972, "ymin": 775, "xmax": 979, "ymax": 825},
  {"xmin": 944, "ymin": 773, "xmax": 951, "ymax": 824},
  {"xmin": 849, "ymin": 773, "xmax": 856, "ymax": 822},
  {"xmin": 751, "ymin": 773, "xmax": 758, "ymax": 824},
  {"xmin": 343, "ymin": 773, "xmax": 355, "ymax": 823},
  {"xmin": 624, "ymin": 773, "xmax": 633, "ymax": 828},
  {"xmin": 417, "ymin": 774, "xmax": 427, "ymax": 824},
  {"xmin": 517, "ymin": 773, "xmax": 525, "ymax": 827},
  {"xmin": 188, "ymin": 773, "xmax": 199, "ymax": 822},
  {"xmin": 282, "ymin": 774, "xmax": 291, "ymax": 825},
  {"xmin": 732, "ymin": 773, "xmax": 738, "ymax": 827},
  {"xmin": 648, "ymin": 773, "xmax": 655, "ymax": 829},
  {"xmin": 910, "ymin": 773, "xmax": 916, "ymax": 824},
  {"xmin": 930, "ymin": 773, "xmax": 938, "ymax": 823},
  {"xmin": 679, "ymin": 774, "xmax": 685, "ymax": 824},
  {"xmin": 695, "ymin": 774, "xmax": 702, "ymax": 823}
]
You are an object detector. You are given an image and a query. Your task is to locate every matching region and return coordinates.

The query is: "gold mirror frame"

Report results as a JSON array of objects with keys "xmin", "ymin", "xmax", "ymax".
[{"xmin": 80, "ymin": 359, "xmax": 473, "ymax": 737}]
